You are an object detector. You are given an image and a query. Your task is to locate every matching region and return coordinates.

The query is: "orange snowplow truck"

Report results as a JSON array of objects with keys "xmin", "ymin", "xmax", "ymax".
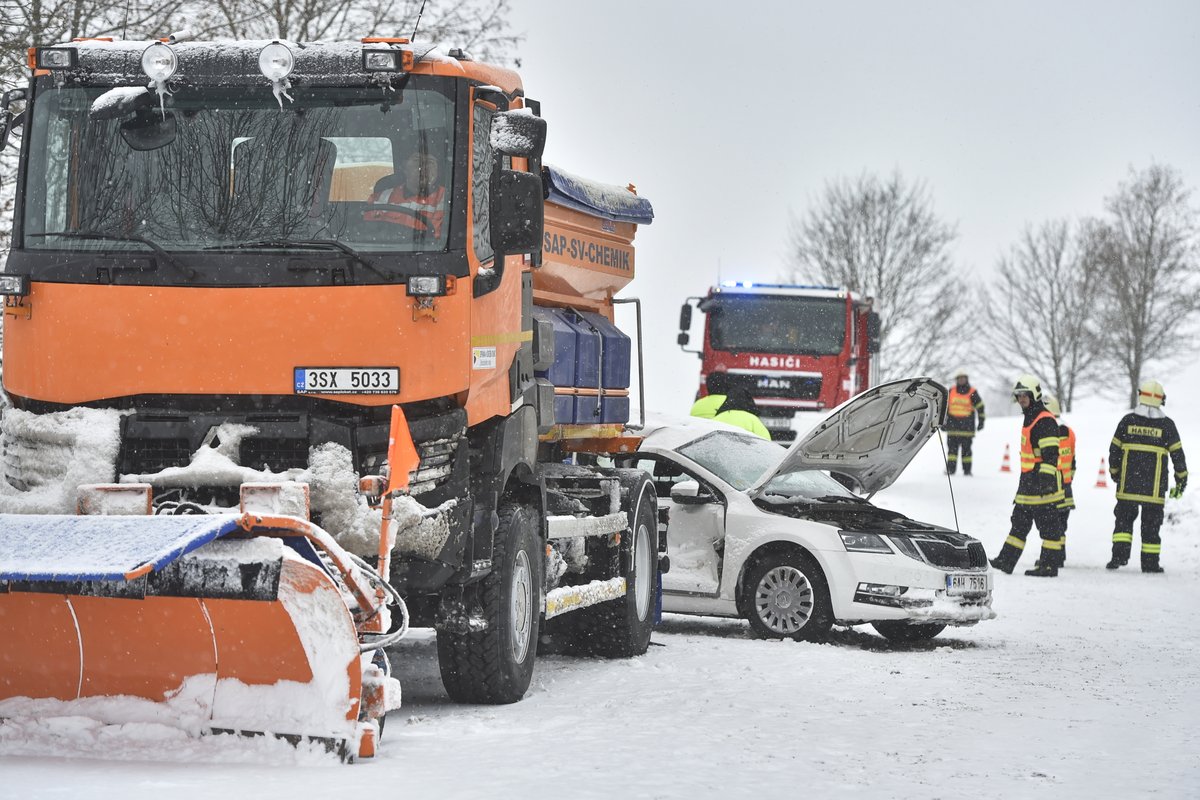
[{"xmin": 0, "ymin": 38, "xmax": 658, "ymax": 758}]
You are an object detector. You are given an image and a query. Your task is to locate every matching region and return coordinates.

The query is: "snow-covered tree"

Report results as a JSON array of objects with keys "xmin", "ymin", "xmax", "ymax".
[
  {"xmin": 1094, "ymin": 165, "xmax": 1200, "ymax": 408},
  {"xmin": 784, "ymin": 171, "xmax": 972, "ymax": 381},
  {"xmin": 980, "ymin": 219, "xmax": 1104, "ymax": 411}
]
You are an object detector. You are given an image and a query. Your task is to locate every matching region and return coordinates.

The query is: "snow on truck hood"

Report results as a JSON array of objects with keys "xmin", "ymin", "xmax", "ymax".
[{"xmin": 747, "ymin": 377, "xmax": 947, "ymax": 498}]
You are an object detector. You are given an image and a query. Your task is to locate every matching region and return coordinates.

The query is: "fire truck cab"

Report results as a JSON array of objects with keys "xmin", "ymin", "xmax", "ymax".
[{"xmin": 679, "ymin": 282, "xmax": 880, "ymax": 441}]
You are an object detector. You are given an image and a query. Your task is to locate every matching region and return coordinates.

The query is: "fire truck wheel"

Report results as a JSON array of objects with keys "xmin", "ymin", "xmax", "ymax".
[
  {"xmin": 563, "ymin": 475, "xmax": 658, "ymax": 658},
  {"xmin": 437, "ymin": 502, "xmax": 541, "ymax": 704}
]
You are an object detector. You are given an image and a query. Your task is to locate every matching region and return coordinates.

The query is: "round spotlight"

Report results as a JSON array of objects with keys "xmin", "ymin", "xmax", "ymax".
[
  {"xmin": 259, "ymin": 42, "xmax": 295, "ymax": 81},
  {"xmin": 141, "ymin": 43, "xmax": 178, "ymax": 83}
]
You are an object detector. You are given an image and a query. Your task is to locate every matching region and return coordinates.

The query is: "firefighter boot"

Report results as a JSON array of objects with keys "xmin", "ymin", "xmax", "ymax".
[
  {"xmin": 1107, "ymin": 535, "xmax": 1132, "ymax": 569},
  {"xmin": 1141, "ymin": 553, "xmax": 1165, "ymax": 574},
  {"xmin": 1024, "ymin": 564, "xmax": 1059, "ymax": 577},
  {"xmin": 989, "ymin": 544, "xmax": 1021, "ymax": 575}
]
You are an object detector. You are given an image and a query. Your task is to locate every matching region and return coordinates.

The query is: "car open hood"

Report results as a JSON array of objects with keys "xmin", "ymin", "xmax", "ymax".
[{"xmin": 747, "ymin": 377, "xmax": 947, "ymax": 498}]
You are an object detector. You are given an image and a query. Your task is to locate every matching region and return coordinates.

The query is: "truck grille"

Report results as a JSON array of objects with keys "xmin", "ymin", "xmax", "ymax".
[
  {"xmin": 409, "ymin": 434, "xmax": 460, "ymax": 496},
  {"xmin": 722, "ymin": 372, "xmax": 822, "ymax": 401}
]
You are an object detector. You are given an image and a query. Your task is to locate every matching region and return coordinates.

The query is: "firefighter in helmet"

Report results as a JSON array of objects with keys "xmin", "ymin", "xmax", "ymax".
[
  {"xmin": 945, "ymin": 368, "xmax": 985, "ymax": 475},
  {"xmin": 1043, "ymin": 395, "xmax": 1076, "ymax": 565},
  {"xmin": 1106, "ymin": 379, "xmax": 1187, "ymax": 573},
  {"xmin": 989, "ymin": 375, "xmax": 1065, "ymax": 577}
]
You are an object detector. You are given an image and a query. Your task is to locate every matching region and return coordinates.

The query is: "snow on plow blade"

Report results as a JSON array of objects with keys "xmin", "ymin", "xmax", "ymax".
[{"xmin": 0, "ymin": 513, "xmax": 401, "ymax": 761}]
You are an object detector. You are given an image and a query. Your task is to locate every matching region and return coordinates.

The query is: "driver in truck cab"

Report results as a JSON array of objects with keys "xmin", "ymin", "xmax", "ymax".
[{"xmin": 363, "ymin": 150, "xmax": 447, "ymax": 236}]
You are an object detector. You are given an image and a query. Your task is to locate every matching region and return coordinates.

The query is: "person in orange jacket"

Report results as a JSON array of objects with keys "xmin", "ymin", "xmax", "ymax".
[{"xmin": 945, "ymin": 369, "xmax": 985, "ymax": 476}]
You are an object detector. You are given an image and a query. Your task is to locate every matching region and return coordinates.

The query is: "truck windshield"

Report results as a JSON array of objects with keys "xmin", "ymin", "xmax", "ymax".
[
  {"xmin": 708, "ymin": 296, "xmax": 847, "ymax": 356},
  {"xmin": 21, "ymin": 83, "xmax": 455, "ymax": 256}
]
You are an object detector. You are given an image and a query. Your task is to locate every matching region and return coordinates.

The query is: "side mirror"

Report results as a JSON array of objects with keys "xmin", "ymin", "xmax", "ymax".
[
  {"xmin": 867, "ymin": 311, "xmax": 881, "ymax": 354},
  {"xmin": 679, "ymin": 302, "xmax": 692, "ymax": 331},
  {"xmin": 490, "ymin": 169, "xmax": 544, "ymax": 256},
  {"xmin": 490, "ymin": 111, "xmax": 547, "ymax": 159},
  {"xmin": 0, "ymin": 88, "xmax": 28, "ymax": 151},
  {"xmin": 677, "ymin": 332, "xmax": 690, "ymax": 346},
  {"xmin": 120, "ymin": 110, "xmax": 177, "ymax": 152},
  {"xmin": 671, "ymin": 480, "xmax": 713, "ymax": 505}
]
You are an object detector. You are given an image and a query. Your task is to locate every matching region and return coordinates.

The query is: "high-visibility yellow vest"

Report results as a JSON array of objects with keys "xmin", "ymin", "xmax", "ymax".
[
  {"xmin": 948, "ymin": 386, "xmax": 975, "ymax": 419},
  {"xmin": 1020, "ymin": 411, "xmax": 1057, "ymax": 473},
  {"xmin": 1058, "ymin": 426, "xmax": 1076, "ymax": 484}
]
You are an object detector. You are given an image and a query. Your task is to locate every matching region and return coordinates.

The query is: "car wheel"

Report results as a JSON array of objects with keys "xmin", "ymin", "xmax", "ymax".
[
  {"xmin": 742, "ymin": 551, "xmax": 833, "ymax": 642},
  {"xmin": 872, "ymin": 621, "xmax": 946, "ymax": 642}
]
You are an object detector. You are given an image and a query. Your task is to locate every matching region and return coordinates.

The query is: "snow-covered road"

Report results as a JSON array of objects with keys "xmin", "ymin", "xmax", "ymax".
[{"xmin": 4, "ymin": 400, "xmax": 1200, "ymax": 798}]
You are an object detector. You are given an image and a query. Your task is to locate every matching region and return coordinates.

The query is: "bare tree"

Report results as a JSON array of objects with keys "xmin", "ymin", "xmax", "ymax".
[
  {"xmin": 1094, "ymin": 165, "xmax": 1200, "ymax": 408},
  {"xmin": 191, "ymin": 0, "xmax": 521, "ymax": 65},
  {"xmin": 980, "ymin": 219, "xmax": 1104, "ymax": 411},
  {"xmin": 785, "ymin": 171, "xmax": 972, "ymax": 381}
]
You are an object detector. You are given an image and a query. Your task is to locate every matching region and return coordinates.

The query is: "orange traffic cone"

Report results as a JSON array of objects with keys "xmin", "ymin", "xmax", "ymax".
[
  {"xmin": 1000, "ymin": 443, "xmax": 1012, "ymax": 473},
  {"xmin": 1095, "ymin": 458, "xmax": 1109, "ymax": 488}
]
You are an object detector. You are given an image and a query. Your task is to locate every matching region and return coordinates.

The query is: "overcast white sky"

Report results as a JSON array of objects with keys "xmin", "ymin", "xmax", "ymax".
[{"xmin": 506, "ymin": 1, "xmax": 1200, "ymax": 413}]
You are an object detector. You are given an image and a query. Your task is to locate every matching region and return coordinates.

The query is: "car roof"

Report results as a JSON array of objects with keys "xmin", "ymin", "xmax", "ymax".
[{"xmin": 639, "ymin": 412, "xmax": 763, "ymax": 452}]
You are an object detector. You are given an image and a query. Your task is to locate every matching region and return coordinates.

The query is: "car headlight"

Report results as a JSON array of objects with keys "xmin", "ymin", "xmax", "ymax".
[
  {"xmin": 839, "ymin": 531, "xmax": 892, "ymax": 554},
  {"xmin": 887, "ymin": 534, "xmax": 925, "ymax": 563}
]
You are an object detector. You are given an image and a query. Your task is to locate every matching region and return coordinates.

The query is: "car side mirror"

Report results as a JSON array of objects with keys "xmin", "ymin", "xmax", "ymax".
[{"xmin": 671, "ymin": 480, "xmax": 713, "ymax": 505}]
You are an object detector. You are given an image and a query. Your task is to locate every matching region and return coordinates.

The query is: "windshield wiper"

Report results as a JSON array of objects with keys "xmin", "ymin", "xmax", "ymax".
[
  {"xmin": 208, "ymin": 239, "xmax": 394, "ymax": 281},
  {"xmin": 28, "ymin": 231, "xmax": 196, "ymax": 280},
  {"xmin": 814, "ymin": 494, "xmax": 871, "ymax": 505}
]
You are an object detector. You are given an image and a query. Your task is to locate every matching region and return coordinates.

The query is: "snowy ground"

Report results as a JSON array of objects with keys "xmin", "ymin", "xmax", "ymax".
[{"xmin": 4, "ymin": 388, "xmax": 1200, "ymax": 798}]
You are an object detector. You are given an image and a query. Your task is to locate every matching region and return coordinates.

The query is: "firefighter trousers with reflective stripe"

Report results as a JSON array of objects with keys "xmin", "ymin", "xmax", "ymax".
[
  {"xmin": 1112, "ymin": 499, "xmax": 1164, "ymax": 569},
  {"xmin": 946, "ymin": 435, "xmax": 974, "ymax": 474},
  {"xmin": 993, "ymin": 504, "xmax": 1066, "ymax": 570}
]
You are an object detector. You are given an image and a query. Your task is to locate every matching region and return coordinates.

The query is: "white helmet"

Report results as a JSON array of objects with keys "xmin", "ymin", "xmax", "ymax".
[
  {"xmin": 1043, "ymin": 395, "xmax": 1061, "ymax": 416},
  {"xmin": 1012, "ymin": 374, "xmax": 1042, "ymax": 402},
  {"xmin": 1138, "ymin": 379, "xmax": 1166, "ymax": 407},
  {"xmin": 952, "ymin": 368, "xmax": 969, "ymax": 380}
]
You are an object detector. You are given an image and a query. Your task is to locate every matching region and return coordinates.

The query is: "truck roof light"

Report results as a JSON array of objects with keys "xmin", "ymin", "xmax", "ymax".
[
  {"xmin": 141, "ymin": 43, "xmax": 178, "ymax": 82},
  {"xmin": 35, "ymin": 47, "xmax": 78, "ymax": 70},
  {"xmin": 0, "ymin": 274, "xmax": 30, "ymax": 297},
  {"xmin": 362, "ymin": 49, "xmax": 413, "ymax": 72},
  {"xmin": 258, "ymin": 42, "xmax": 294, "ymax": 81}
]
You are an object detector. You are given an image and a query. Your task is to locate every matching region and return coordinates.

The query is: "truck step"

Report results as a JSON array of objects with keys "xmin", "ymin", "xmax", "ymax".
[{"xmin": 544, "ymin": 577, "xmax": 626, "ymax": 619}]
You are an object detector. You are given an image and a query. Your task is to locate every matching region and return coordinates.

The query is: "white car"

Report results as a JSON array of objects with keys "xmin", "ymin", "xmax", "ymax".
[{"xmin": 627, "ymin": 378, "xmax": 995, "ymax": 642}]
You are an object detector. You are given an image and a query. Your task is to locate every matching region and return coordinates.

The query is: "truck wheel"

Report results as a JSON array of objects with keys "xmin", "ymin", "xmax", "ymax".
[
  {"xmin": 437, "ymin": 502, "xmax": 541, "ymax": 704},
  {"xmin": 565, "ymin": 476, "xmax": 658, "ymax": 657},
  {"xmin": 742, "ymin": 551, "xmax": 833, "ymax": 642},
  {"xmin": 872, "ymin": 621, "xmax": 946, "ymax": 642}
]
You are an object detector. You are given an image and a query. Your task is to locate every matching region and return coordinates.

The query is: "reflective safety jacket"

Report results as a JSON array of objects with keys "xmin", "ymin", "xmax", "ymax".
[
  {"xmin": 363, "ymin": 184, "xmax": 447, "ymax": 235},
  {"xmin": 946, "ymin": 385, "xmax": 985, "ymax": 436},
  {"xmin": 1058, "ymin": 424, "xmax": 1076, "ymax": 485},
  {"xmin": 1109, "ymin": 412, "xmax": 1187, "ymax": 505},
  {"xmin": 1015, "ymin": 405, "xmax": 1063, "ymax": 505}
]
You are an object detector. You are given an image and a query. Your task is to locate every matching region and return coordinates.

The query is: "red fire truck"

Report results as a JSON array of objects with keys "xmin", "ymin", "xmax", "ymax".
[{"xmin": 678, "ymin": 282, "xmax": 880, "ymax": 441}]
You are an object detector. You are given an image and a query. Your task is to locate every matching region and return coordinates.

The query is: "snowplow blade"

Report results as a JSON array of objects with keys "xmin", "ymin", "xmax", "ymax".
[{"xmin": 0, "ymin": 513, "xmax": 401, "ymax": 761}]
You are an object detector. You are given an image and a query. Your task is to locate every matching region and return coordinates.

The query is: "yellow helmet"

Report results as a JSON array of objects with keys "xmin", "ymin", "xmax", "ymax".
[
  {"xmin": 1138, "ymin": 379, "xmax": 1166, "ymax": 407},
  {"xmin": 1043, "ymin": 395, "xmax": 1061, "ymax": 416},
  {"xmin": 1012, "ymin": 374, "xmax": 1042, "ymax": 402}
]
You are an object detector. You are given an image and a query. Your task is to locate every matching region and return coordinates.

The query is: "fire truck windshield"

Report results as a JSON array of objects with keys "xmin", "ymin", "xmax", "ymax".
[
  {"xmin": 708, "ymin": 295, "xmax": 847, "ymax": 356},
  {"xmin": 20, "ymin": 82, "xmax": 456, "ymax": 260}
]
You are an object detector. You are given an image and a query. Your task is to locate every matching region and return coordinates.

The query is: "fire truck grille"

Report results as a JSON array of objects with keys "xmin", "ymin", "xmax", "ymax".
[{"xmin": 720, "ymin": 372, "xmax": 823, "ymax": 401}]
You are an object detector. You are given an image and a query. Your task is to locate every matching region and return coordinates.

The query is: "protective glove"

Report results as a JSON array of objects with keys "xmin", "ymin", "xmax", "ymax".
[
  {"xmin": 1170, "ymin": 475, "xmax": 1187, "ymax": 498},
  {"xmin": 977, "ymin": 420, "xmax": 985, "ymax": 432}
]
